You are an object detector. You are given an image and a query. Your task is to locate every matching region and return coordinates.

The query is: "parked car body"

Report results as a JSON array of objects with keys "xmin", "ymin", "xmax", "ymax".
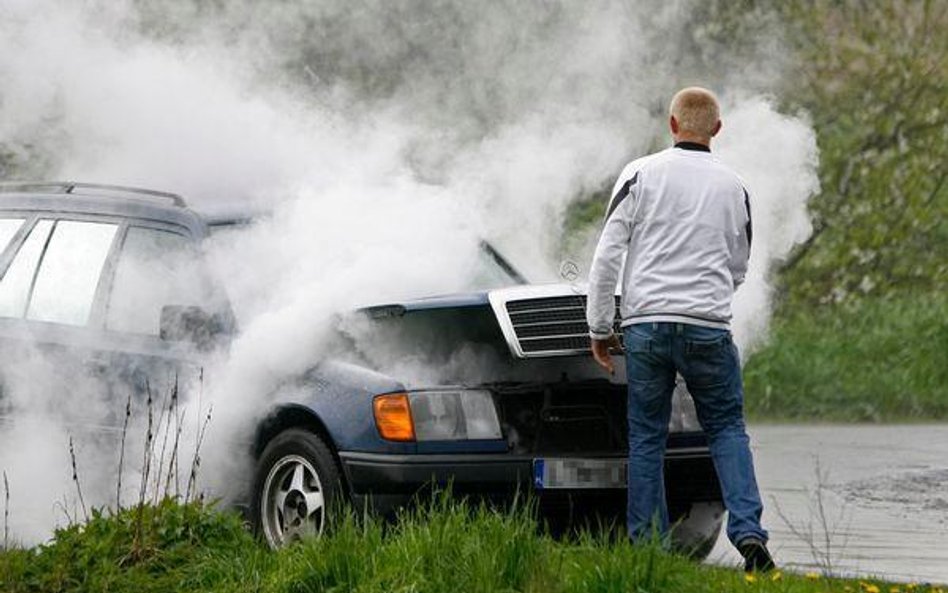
[{"xmin": 0, "ymin": 182, "xmax": 724, "ymax": 557}]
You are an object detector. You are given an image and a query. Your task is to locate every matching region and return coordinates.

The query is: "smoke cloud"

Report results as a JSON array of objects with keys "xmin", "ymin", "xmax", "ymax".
[{"xmin": 0, "ymin": 0, "xmax": 817, "ymax": 544}]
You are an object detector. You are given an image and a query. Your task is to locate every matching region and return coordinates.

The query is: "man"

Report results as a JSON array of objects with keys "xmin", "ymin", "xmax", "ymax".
[{"xmin": 585, "ymin": 86, "xmax": 775, "ymax": 572}]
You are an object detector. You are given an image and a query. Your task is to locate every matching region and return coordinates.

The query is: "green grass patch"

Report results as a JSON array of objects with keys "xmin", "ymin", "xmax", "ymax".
[
  {"xmin": 2, "ymin": 496, "xmax": 942, "ymax": 593},
  {"xmin": 745, "ymin": 295, "xmax": 948, "ymax": 422},
  {"xmin": 0, "ymin": 499, "xmax": 255, "ymax": 592}
]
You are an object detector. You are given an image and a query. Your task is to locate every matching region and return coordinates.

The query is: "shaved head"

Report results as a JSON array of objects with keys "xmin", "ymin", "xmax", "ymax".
[{"xmin": 669, "ymin": 87, "xmax": 721, "ymax": 140}]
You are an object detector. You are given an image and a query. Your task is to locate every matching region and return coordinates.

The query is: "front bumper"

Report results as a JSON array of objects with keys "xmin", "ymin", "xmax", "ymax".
[
  {"xmin": 338, "ymin": 441, "xmax": 724, "ymax": 556},
  {"xmin": 338, "ymin": 444, "xmax": 722, "ymax": 516}
]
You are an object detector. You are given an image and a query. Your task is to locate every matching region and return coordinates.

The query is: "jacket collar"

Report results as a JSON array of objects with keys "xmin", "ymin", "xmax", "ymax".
[{"xmin": 674, "ymin": 141, "xmax": 711, "ymax": 153}]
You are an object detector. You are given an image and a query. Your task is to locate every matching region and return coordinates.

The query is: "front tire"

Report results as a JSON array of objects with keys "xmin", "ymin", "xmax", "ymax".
[{"xmin": 251, "ymin": 428, "xmax": 343, "ymax": 548}]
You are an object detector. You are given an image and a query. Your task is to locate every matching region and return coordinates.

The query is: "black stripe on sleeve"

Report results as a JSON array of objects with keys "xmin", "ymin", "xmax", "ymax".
[
  {"xmin": 605, "ymin": 171, "xmax": 638, "ymax": 222},
  {"xmin": 743, "ymin": 187, "xmax": 753, "ymax": 251}
]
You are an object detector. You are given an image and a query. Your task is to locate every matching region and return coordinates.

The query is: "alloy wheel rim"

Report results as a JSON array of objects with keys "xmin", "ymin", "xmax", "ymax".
[{"xmin": 260, "ymin": 454, "xmax": 325, "ymax": 547}]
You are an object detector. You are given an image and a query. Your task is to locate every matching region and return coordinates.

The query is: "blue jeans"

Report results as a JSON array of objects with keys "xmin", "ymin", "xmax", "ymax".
[{"xmin": 623, "ymin": 322, "xmax": 768, "ymax": 546}]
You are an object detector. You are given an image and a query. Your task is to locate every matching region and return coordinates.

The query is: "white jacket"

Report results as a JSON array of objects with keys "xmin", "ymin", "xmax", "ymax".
[{"xmin": 586, "ymin": 144, "xmax": 752, "ymax": 339}]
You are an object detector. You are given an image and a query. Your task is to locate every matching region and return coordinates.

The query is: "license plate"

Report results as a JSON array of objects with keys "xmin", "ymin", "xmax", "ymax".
[{"xmin": 533, "ymin": 458, "xmax": 627, "ymax": 490}]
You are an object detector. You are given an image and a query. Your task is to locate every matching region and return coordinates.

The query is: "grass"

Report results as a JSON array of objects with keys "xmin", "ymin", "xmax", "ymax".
[
  {"xmin": 2, "ymin": 495, "xmax": 944, "ymax": 593},
  {"xmin": 744, "ymin": 294, "xmax": 948, "ymax": 422}
]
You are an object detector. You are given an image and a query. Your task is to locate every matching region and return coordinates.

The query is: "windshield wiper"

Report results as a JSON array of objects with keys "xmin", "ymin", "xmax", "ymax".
[{"xmin": 479, "ymin": 240, "xmax": 528, "ymax": 285}]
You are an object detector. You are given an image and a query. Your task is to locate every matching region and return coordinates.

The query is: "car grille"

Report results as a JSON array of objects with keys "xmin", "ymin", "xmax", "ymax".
[{"xmin": 504, "ymin": 295, "xmax": 622, "ymax": 356}]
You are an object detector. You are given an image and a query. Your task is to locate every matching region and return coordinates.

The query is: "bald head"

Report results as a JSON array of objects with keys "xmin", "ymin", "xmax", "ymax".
[{"xmin": 669, "ymin": 86, "xmax": 721, "ymax": 145}]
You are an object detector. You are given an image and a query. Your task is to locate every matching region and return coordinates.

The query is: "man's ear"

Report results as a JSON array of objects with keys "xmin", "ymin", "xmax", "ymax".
[
  {"xmin": 711, "ymin": 119, "xmax": 722, "ymax": 137},
  {"xmin": 669, "ymin": 115, "xmax": 679, "ymax": 135}
]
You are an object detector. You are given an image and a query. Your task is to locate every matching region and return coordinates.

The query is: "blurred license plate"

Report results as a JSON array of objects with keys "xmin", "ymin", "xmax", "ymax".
[{"xmin": 533, "ymin": 458, "xmax": 626, "ymax": 490}]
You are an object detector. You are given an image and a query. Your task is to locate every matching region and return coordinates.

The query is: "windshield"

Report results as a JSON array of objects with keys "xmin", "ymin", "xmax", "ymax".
[{"xmin": 206, "ymin": 218, "xmax": 528, "ymax": 288}]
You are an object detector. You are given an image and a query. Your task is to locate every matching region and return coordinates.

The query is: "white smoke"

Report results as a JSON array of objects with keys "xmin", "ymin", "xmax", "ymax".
[
  {"xmin": 717, "ymin": 96, "xmax": 818, "ymax": 352},
  {"xmin": 0, "ymin": 0, "xmax": 818, "ymax": 544}
]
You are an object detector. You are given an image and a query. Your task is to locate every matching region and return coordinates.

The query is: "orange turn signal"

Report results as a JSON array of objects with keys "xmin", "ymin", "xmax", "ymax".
[{"xmin": 373, "ymin": 393, "xmax": 416, "ymax": 442}]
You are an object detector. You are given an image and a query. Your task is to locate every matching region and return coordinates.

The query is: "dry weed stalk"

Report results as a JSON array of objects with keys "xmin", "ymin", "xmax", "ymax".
[
  {"xmin": 49, "ymin": 366, "xmax": 213, "ymax": 558},
  {"xmin": 163, "ymin": 375, "xmax": 186, "ymax": 499},
  {"xmin": 3, "ymin": 470, "xmax": 9, "ymax": 549},
  {"xmin": 153, "ymin": 379, "xmax": 173, "ymax": 506},
  {"xmin": 132, "ymin": 381, "xmax": 156, "ymax": 552},
  {"xmin": 116, "ymin": 393, "xmax": 132, "ymax": 508},
  {"xmin": 771, "ymin": 457, "xmax": 851, "ymax": 575},
  {"xmin": 53, "ymin": 498, "xmax": 74, "ymax": 525},
  {"xmin": 68, "ymin": 436, "xmax": 88, "ymax": 523},
  {"xmin": 185, "ymin": 369, "xmax": 211, "ymax": 503},
  {"xmin": 121, "ymin": 370, "xmax": 213, "ymax": 510},
  {"xmin": 185, "ymin": 405, "xmax": 212, "ymax": 504},
  {"xmin": 138, "ymin": 380, "xmax": 155, "ymax": 509}
]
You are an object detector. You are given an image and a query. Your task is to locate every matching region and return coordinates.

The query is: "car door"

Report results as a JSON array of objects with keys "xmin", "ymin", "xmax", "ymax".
[
  {"xmin": 0, "ymin": 215, "xmax": 126, "ymax": 424},
  {"xmin": 97, "ymin": 222, "xmax": 232, "ymax": 411},
  {"xmin": 0, "ymin": 215, "xmax": 222, "ymax": 431}
]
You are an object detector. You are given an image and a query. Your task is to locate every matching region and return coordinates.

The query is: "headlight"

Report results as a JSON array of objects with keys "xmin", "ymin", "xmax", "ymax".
[
  {"xmin": 410, "ymin": 390, "xmax": 502, "ymax": 441},
  {"xmin": 373, "ymin": 390, "xmax": 502, "ymax": 442}
]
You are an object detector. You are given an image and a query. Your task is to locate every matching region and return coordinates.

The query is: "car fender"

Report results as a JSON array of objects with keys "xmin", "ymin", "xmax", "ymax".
[{"xmin": 256, "ymin": 359, "xmax": 415, "ymax": 456}]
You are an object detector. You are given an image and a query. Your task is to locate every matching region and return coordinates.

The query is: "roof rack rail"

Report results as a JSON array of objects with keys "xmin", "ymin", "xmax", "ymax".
[{"xmin": 0, "ymin": 181, "xmax": 187, "ymax": 207}]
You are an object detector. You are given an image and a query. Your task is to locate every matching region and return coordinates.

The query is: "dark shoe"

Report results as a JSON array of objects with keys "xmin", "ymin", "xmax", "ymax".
[{"xmin": 737, "ymin": 537, "xmax": 776, "ymax": 572}]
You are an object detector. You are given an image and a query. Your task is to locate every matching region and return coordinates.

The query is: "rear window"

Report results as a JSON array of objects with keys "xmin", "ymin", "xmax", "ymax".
[
  {"xmin": 0, "ymin": 220, "xmax": 54, "ymax": 318},
  {"xmin": 27, "ymin": 221, "xmax": 118, "ymax": 325},
  {"xmin": 0, "ymin": 218, "xmax": 24, "ymax": 254}
]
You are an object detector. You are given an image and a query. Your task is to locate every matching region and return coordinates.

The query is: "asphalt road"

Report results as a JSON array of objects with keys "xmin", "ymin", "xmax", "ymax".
[{"xmin": 706, "ymin": 424, "xmax": 948, "ymax": 583}]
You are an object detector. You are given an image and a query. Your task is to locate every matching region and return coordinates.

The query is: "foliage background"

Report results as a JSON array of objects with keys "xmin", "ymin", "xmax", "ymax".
[{"xmin": 745, "ymin": 0, "xmax": 946, "ymax": 419}]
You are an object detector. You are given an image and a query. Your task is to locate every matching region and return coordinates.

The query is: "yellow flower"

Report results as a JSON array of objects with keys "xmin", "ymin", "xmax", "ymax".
[
  {"xmin": 890, "ymin": 588, "xmax": 901, "ymax": 593},
  {"xmin": 770, "ymin": 571, "xmax": 782, "ymax": 582},
  {"xmin": 806, "ymin": 572, "xmax": 821, "ymax": 580},
  {"xmin": 865, "ymin": 585, "xmax": 881, "ymax": 593},
  {"xmin": 744, "ymin": 573, "xmax": 757, "ymax": 584}
]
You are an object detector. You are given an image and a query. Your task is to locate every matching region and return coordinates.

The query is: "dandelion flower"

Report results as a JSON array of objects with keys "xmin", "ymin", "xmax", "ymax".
[{"xmin": 745, "ymin": 574, "xmax": 757, "ymax": 584}]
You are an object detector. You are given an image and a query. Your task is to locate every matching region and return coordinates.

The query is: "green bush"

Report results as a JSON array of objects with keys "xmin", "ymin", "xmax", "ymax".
[
  {"xmin": 2, "ymin": 499, "xmax": 254, "ymax": 593},
  {"xmin": 745, "ymin": 294, "xmax": 948, "ymax": 421},
  {"xmin": 773, "ymin": 0, "xmax": 947, "ymax": 306}
]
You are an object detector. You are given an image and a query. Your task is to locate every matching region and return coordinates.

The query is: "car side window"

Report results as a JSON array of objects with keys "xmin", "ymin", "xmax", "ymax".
[
  {"xmin": 106, "ymin": 226, "xmax": 214, "ymax": 336},
  {"xmin": 26, "ymin": 221, "xmax": 118, "ymax": 326},
  {"xmin": 0, "ymin": 218, "xmax": 24, "ymax": 255},
  {"xmin": 0, "ymin": 219, "xmax": 54, "ymax": 318}
]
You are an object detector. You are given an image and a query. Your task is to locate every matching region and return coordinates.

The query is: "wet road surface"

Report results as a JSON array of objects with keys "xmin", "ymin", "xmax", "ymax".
[{"xmin": 706, "ymin": 424, "xmax": 948, "ymax": 583}]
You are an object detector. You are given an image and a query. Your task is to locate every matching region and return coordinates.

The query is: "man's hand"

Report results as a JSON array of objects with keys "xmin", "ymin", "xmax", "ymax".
[{"xmin": 591, "ymin": 334, "xmax": 621, "ymax": 375}]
